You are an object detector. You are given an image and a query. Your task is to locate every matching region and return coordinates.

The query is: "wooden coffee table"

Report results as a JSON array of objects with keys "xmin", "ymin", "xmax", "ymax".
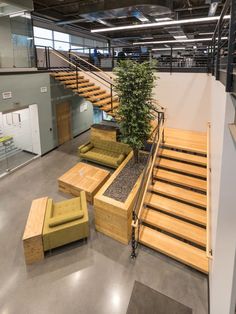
[{"xmin": 58, "ymin": 162, "xmax": 110, "ymax": 203}]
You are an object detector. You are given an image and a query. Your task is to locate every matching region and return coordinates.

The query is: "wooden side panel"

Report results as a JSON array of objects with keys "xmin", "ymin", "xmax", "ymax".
[
  {"xmin": 22, "ymin": 197, "xmax": 48, "ymax": 264},
  {"xmin": 56, "ymin": 101, "xmax": 72, "ymax": 145}
]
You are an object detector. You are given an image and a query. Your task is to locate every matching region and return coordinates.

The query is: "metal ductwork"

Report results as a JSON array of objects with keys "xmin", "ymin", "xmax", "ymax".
[
  {"xmin": 0, "ymin": 0, "xmax": 33, "ymax": 17},
  {"xmin": 56, "ymin": 0, "xmax": 172, "ymax": 26}
]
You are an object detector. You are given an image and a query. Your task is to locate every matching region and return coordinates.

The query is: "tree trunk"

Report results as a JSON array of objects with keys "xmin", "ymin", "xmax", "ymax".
[{"xmin": 133, "ymin": 148, "xmax": 139, "ymax": 163}]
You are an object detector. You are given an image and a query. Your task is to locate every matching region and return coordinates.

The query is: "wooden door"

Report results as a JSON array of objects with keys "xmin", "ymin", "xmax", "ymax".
[{"xmin": 56, "ymin": 102, "xmax": 72, "ymax": 145}]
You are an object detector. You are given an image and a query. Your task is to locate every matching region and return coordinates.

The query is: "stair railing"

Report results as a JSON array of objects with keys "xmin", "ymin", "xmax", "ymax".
[
  {"xmin": 69, "ymin": 51, "xmax": 114, "ymax": 82},
  {"xmin": 35, "ymin": 45, "xmax": 117, "ymax": 113},
  {"xmin": 131, "ymin": 107, "xmax": 166, "ymax": 259},
  {"xmin": 206, "ymin": 122, "xmax": 213, "ymax": 259}
]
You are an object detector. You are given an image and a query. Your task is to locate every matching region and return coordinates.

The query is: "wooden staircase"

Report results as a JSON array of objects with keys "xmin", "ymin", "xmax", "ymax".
[
  {"xmin": 50, "ymin": 71, "xmax": 118, "ymax": 116},
  {"xmin": 139, "ymin": 128, "xmax": 209, "ymax": 274}
]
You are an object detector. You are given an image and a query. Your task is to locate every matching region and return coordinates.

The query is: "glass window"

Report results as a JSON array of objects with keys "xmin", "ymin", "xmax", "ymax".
[
  {"xmin": 54, "ymin": 41, "xmax": 70, "ymax": 51},
  {"xmin": 84, "ymin": 38, "xmax": 95, "ymax": 47},
  {"xmin": 33, "ymin": 26, "xmax": 52, "ymax": 39},
  {"xmin": 54, "ymin": 31, "xmax": 69, "ymax": 42},
  {"xmin": 70, "ymin": 45, "xmax": 84, "ymax": 52},
  {"xmin": 34, "ymin": 37, "xmax": 53, "ymax": 47},
  {"xmin": 71, "ymin": 35, "xmax": 84, "ymax": 46}
]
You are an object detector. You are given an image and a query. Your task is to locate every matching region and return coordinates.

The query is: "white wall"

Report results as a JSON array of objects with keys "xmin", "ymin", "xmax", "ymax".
[
  {"xmin": 209, "ymin": 79, "xmax": 236, "ymax": 314},
  {"xmin": 154, "ymin": 72, "xmax": 211, "ymax": 132}
]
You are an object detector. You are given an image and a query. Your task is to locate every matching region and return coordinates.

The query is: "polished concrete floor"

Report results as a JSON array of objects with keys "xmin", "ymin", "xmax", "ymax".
[{"xmin": 0, "ymin": 131, "xmax": 208, "ymax": 314}]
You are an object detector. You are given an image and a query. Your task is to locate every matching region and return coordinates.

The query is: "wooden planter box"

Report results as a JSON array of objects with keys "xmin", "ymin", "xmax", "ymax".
[{"xmin": 94, "ymin": 152, "xmax": 144, "ymax": 245}]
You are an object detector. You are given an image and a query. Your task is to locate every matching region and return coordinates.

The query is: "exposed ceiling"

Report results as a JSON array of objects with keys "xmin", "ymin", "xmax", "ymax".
[{"xmin": 32, "ymin": 0, "xmax": 226, "ymax": 47}]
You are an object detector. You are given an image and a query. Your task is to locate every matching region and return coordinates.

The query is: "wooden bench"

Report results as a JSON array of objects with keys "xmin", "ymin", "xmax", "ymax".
[{"xmin": 22, "ymin": 197, "xmax": 48, "ymax": 265}]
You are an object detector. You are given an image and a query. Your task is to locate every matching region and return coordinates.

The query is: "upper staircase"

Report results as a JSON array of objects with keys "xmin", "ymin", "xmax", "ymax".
[
  {"xmin": 132, "ymin": 127, "xmax": 209, "ymax": 274},
  {"xmin": 51, "ymin": 70, "xmax": 118, "ymax": 117}
]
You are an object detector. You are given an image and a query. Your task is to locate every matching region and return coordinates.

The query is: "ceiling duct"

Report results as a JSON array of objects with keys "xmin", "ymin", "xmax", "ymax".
[{"xmin": 0, "ymin": 0, "xmax": 33, "ymax": 17}]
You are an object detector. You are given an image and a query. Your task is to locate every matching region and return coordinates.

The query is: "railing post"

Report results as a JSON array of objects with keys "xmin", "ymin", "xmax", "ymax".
[
  {"xmin": 131, "ymin": 222, "xmax": 137, "ymax": 259},
  {"xmin": 112, "ymin": 48, "xmax": 115, "ymax": 70},
  {"xmin": 170, "ymin": 46, "xmax": 173, "ymax": 74},
  {"xmin": 212, "ymin": 37, "xmax": 216, "ymax": 76},
  {"xmin": 162, "ymin": 112, "xmax": 165, "ymax": 144},
  {"xmin": 216, "ymin": 20, "xmax": 222, "ymax": 80},
  {"xmin": 110, "ymin": 84, "xmax": 113, "ymax": 113},
  {"xmin": 226, "ymin": 0, "xmax": 236, "ymax": 92},
  {"xmin": 47, "ymin": 47, "xmax": 51, "ymax": 69},
  {"xmin": 45, "ymin": 46, "xmax": 48, "ymax": 69},
  {"xmin": 76, "ymin": 65, "xmax": 79, "ymax": 91}
]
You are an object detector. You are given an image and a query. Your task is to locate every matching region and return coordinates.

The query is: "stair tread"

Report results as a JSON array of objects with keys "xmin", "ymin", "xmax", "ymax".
[
  {"xmin": 64, "ymin": 79, "xmax": 89, "ymax": 84},
  {"xmin": 66, "ymin": 82, "xmax": 94, "ymax": 89},
  {"xmin": 100, "ymin": 102, "xmax": 119, "ymax": 112},
  {"xmin": 51, "ymin": 72, "xmax": 76, "ymax": 77},
  {"xmin": 157, "ymin": 158, "xmax": 207, "ymax": 178},
  {"xmin": 88, "ymin": 93, "xmax": 111, "ymax": 102},
  {"xmin": 142, "ymin": 208, "xmax": 206, "ymax": 247},
  {"xmin": 139, "ymin": 225, "xmax": 208, "ymax": 273},
  {"xmin": 164, "ymin": 139, "xmax": 207, "ymax": 154},
  {"xmin": 160, "ymin": 148, "xmax": 207, "ymax": 165},
  {"xmin": 94, "ymin": 96, "xmax": 118, "ymax": 106},
  {"xmin": 154, "ymin": 168, "xmax": 207, "ymax": 191},
  {"xmin": 76, "ymin": 86, "xmax": 100, "ymax": 93},
  {"xmin": 80, "ymin": 90, "xmax": 107, "ymax": 97},
  {"xmin": 151, "ymin": 181, "xmax": 207, "ymax": 208},
  {"xmin": 146, "ymin": 193, "xmax": 206, "ymax": 226},
  {"xmin": 56, "ymin": 75, "xmax": 84, "ymax": 81}
]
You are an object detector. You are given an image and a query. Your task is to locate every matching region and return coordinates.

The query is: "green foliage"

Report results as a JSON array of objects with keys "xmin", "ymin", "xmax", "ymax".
[{"xmin": 114, "ymin": 60, "xmax": 156, "ymax": 162}]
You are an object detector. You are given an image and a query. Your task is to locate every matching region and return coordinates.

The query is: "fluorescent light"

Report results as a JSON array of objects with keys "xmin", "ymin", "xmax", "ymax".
[
  {"xmin": 199, "ymin": 32, "xmax": 214, "ymax": 35},
  {"xmin": 91, "ymin": 15, "xmax": 230, "ymax": 33},
  {"xmin": 174, "ymin": 35, "xmax": 188, "ymax": 40},
  {"xmin": 138, "ymin": 16, "xmax": 149, "ymax": 22},
  {"xmin": 133, "ymin": 37, "xmax": 228, "ymax": 45},
  {"xmin": 155, "ymin": 17, "xmax": 172, "ymax": 22},
  {"xmin": 152, "ymin": 47, "xmax": 186, "ymax": 51}
]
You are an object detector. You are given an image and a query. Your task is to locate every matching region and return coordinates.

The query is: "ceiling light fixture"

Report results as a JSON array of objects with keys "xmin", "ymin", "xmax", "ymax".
[
  {"xmin": 91, "ymin": 15, "xmax": 230, "ymax": 33},
  {"xmin": 152, "ymin": 47, "xmax": 186, "ymax": 51},
  {"xmin": 199, "ymin": 32, "xmax": 214, "ymax": 35},
  {"xmin": 174, "ymin": 35, "xmax": 188, "ymax": 40},
  {"xmin": 133, "ymin": 37, "xmax": 228, "ymax": 45},
  {"xmin": 155, "ymin": 17, "xmax": 172, "ymax": 22}
]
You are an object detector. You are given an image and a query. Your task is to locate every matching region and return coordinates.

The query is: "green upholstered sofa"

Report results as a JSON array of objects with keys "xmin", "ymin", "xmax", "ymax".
[
  {"xmin": 78, "ymin": 138, "xmax": 132, "ymax": 168},
  {"xmin": 43, "ymin": 191, "xmax": 89, "ymax": 251}
]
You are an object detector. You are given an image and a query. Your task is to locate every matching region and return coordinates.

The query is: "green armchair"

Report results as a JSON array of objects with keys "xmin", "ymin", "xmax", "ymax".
[
  {"xmin": 43, "ymin": 191, "xmax": 89, "ymax": 251},
  {"xmin": 78, "ymin": 137, "xmax": 131, "ymax": 168}
]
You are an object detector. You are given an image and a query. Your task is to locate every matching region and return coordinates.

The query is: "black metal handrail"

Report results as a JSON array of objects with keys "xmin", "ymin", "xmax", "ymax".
[
  {"xmin": 35, "ymin": 45, "xmax": 117, "ymax": 113},
  {"xmin": 211, "ymin": 0, "xmax": 236, "ymax": 92},
  {"xmin": 131, "ymin": 109, "xmax": 165, "ymax": 258}
]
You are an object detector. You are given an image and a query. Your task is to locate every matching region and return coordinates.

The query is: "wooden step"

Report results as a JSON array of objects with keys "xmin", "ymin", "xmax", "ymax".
[
  {"xmin": 51, "ymin": 71, "xmax": 76, "ymax": 77},
  {"xmin": 66, "ymin": 82, "xmax": 94, "ymax": 89},
  {"xmin": 146, "ymin": 193, "xmax": 206, "ymax": 226},
  {"xmin": 88, "ymin": 93, "xmax": 111, "ymax": 102},
  {"xmin": 160, "ymin": 148, "xmax": 207, "ymax": 166},
  {"xmin": 163, "ymin": 139, "xmax": 207, "ymax": 155},
  {"xmin": 100, "ymin": 102, "xmax": 119, "ymax": 112},
  {"xmin": 156, "ymin": 158, "xmax": 207, "ymax": 178},
  {"xmin": 75, "ymin": 86, "xmax": 100, "ymax": 93},
  {"xmin": 154, "ymin": 168, "xmax": 207, "ymax": 192},
  {"xmin": 57, "ymin": 75, "xmax": 84, "ymax": 81},
  {"xmin": 94, "ymin": 96, "xmax": 118, "ymax": 106},
  {"xmin": 80, "ymin": 90, "xmax": 107, "ymax": 98},
  {"xmin": 64, "ymin": 79, "xmax": 89, "ymax": 85},
  {"xmin": 142, "ymin": 208, "xmax": 206, "ymax": 247},
  {"xmin": 139, "ymin": 225, "xmax": 208, "ymax": 273},
  {"xmin": 150, "ymin": 181, "xmax": 207, "ymax": 208}
]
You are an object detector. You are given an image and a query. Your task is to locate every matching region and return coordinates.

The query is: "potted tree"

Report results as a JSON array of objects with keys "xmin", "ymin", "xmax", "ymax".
[
  {"xmin": 114, "ymin": 60, "xmax": 156, "ymax": 162},
  {"xmin": 94, "ymin": 60, "xmax": 158, "ymax": 245}
]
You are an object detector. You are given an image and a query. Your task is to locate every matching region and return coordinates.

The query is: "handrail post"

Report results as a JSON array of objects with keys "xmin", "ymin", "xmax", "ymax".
[
  {"xmin": 170, "ymin": 46, "xmax": 173, "ymax": 74},
  {"xmin": 76, "ymin": 65, "xmax": 79, "ymax": 91},
  {"xmin": 47, "ymin": 47, "xmax": 51, "ymax": 70},
  {"xmin": 226, "ymin": 0, "xmax": 235, "ymax": 92},
  {"xmin": 110, "ymin": 84, "xmax": 113, "ymax": 113},
  {"xmin": 45, "ymin": 46, "xmax": 48, "ymax": 69}
]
